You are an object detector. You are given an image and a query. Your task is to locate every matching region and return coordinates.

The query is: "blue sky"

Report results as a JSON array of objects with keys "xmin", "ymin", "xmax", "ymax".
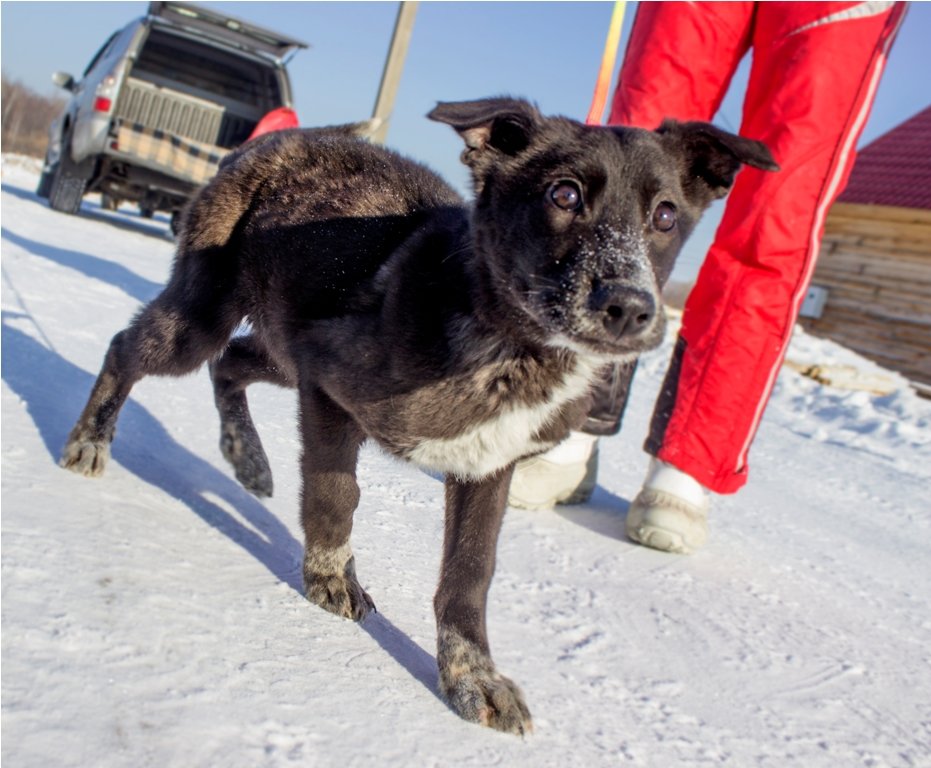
[{"xmin": 3, "ymin": 1, "xmax": 929, "ymax": 280}]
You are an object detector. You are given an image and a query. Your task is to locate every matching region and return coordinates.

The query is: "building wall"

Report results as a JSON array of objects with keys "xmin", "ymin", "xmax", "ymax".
[{"xmin": 801, "ymin": 202, "xmax": 931, "ymax": 392}]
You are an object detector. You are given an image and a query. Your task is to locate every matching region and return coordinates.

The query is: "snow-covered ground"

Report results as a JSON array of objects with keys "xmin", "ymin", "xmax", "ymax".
[{"xmin": 2, "ymin": 154, "xmax": 930, "ymax": 767}]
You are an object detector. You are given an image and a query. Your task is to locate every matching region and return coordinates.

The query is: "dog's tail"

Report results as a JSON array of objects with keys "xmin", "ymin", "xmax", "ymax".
[
  {"xmin": 177, "ymin": 144, "xmax": 279, "ymax": 256},
  {"xmin": 178, "ymin": 125, "xmax": 370, "ymax": 255}
]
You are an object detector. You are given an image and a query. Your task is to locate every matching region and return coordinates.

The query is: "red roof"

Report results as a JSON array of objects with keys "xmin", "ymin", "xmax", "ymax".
[{"xmin": 838, "ymin": 106, "xmax": 931, "ymax": 210}]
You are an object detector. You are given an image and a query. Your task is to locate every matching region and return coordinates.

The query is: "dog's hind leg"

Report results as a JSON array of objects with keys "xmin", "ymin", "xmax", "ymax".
[
  {"xmin": 209, "ymin": 335, "xmax": 293, "ymax": 498},
  {"xmin": 298, "ymin": 385, "xmax": 374, "ymax": 621},
  {"xmin": 434, "ymin": 465, "xmax": 533, "ymax": 735},
  {"xmin": 60, "ymin": 270, "xmax": 244, "ymax": 477}
]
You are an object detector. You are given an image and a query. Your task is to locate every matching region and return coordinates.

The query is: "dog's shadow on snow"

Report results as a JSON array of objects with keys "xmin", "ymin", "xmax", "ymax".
[
  {"xmin": 1, "ymin": 315, "xmax": 440, "ymax": 700},
  {"xmin": 2, "ymin": 313, "xmax": 304, "ymax": 587}
]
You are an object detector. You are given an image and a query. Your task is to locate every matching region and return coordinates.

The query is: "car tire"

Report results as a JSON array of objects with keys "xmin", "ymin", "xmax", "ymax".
[
  {"xmin": 36, "ymin": 169, "xmax": 54, "ymax": 199},
  {"xmin": 48, "ymin": 134, "xmax": 89, "ymax": 215}
]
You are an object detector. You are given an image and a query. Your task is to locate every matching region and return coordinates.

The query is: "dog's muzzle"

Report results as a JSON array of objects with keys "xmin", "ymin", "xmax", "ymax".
[{"xmin": 587, "ymin": 281, "xmax": 658, "ymax": 341}]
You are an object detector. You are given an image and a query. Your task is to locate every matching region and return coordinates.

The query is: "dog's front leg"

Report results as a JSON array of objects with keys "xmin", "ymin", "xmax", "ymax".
[
  {"xmin": 298, "ymin": 386, "xmax": 374, "ymax": 621},
  {"xmin": 435, "ymin": 464, "xmax": 532, "ymax": 735}
]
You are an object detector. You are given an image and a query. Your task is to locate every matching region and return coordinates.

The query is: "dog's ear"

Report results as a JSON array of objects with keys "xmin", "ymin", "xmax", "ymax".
[
  {"xmin": 428, "ymin": 98, "xmax": 541, "ymax": 160},
  {"xmin": 658, "ymin": 120, "xmax": 779, "ymax": 202}
]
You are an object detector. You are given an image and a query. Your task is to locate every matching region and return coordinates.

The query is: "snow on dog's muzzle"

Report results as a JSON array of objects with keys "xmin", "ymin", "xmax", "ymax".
[{"xmin": 587, "ymin": 280, "xmax": 658, "ymax": 341}]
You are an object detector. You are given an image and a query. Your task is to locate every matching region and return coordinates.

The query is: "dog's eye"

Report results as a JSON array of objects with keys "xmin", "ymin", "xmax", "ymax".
[
  {"xmin": 652, "ymin": 202, "xmax": 677, "ymax": 232},
  {"xmin": 548, "ymin": 182, "xmax": 583, "ymax": 212}
]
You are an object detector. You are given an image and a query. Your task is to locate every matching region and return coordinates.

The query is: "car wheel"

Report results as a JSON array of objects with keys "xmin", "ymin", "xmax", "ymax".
[
  {"xmin": 48, "ymin": 136, "xmax": 89, "ymax": 215},
  {"xmin": 48, "ymin": 151, "xmax": 87, "ymax": 213},
  {"xmin": 36, "ymin": 168, "xmax": 54, "ymax": 199},
  {"xmin": 49, "ymin": 168, "xmax": 87, "ymax": 214}
]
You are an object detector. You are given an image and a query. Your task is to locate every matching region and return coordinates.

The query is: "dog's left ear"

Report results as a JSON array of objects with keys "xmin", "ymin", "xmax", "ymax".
[
  {"xmin": 428, "ymin": 98, "xmax": 541, "ymax": 162},
  {"xmin": 658, "ymin": 120, "xmax": 779, "ymax": 202}
]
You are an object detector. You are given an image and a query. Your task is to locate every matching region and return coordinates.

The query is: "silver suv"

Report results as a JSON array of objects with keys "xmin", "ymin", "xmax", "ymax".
[{"xmin": 38, "ymin": 1, "xmax": 306, "ymax": 226}]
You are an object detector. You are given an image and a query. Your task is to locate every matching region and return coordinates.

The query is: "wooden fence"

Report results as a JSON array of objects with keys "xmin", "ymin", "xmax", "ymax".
[{"xmin": 800, "ymin": 202, "xmax": 931, "ymax": 393}]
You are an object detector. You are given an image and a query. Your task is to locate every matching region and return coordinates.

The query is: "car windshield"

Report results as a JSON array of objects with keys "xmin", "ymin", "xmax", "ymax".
[{"xmin": 132, "ymin": 27, "xmax": 281, "ymax": 109}]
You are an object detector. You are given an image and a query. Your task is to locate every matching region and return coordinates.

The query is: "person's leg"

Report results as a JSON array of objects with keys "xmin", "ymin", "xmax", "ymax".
[
  {"xmin": 609, "ymin": 1, "xmax": 755, "ymax": 128},
  {"xmin": 509, "ymin": 2, "xmax": 755, "ymax": 511},
  {"xmin": 511, "ymin": 2, "xmax": 753, "ymax": 510},
  {"xmin": 631, "ymin": 1, "xmax": 907, "ymax": 550},
  {"xmin": 597, "ymin": 0, "xmax": 758, "ymax": 443}
]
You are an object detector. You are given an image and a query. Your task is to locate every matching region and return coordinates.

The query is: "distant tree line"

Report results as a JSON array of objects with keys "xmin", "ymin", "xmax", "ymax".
[{"xmin": 2, "ymin": 75, "xmax": 65, "ymax": 158}]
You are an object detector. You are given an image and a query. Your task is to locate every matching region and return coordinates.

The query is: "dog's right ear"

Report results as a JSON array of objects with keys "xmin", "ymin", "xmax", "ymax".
[{"xmin": 428, "ymin": 98, "xmax": 541, "ymax": 165}]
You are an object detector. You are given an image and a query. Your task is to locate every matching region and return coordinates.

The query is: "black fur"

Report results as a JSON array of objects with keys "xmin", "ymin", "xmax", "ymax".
[{"xmin": 61, "ymin": 97, "xmax": 776, "ymax": 734}]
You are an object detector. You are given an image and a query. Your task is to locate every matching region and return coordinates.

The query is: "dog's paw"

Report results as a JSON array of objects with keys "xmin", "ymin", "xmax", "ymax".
[
  {"xmin": 303, "ymin": 548, "xmax": 375, "ymax": 621},
  {"xmin": 437, "ymin": 627, "xmax": 533, "ymax": 736},
  {"xmin": 59, "ymin": 438, "xmax": 110, "ymax": 477},
  {"xmin": 305, "ymin": 573, "xmax": 376, "ymax": 621},
  {"xmin": 219, "ymin": 422, "xmax": 273, "ymax": 497},
  {"xmin": 444, "ymin": 667, "xmax": 533, "ymax": 736}
]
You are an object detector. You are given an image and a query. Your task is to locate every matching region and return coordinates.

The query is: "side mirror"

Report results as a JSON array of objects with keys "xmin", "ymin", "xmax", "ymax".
[{"xmin": 52, "ymin": 71, "xmax": 76, "ymax": 92}]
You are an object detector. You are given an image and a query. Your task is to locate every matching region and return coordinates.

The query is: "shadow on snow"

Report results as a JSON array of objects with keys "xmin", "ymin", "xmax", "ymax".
[
  {"xmin": 1, "ymin": 181, "xmax": 174, "ymax": 242},
  {"xmin": 1, "ymin": 313, "xmax": 441, "ymax": 701},
  {"xmin": 2, "ymin": 226, "xmax": 163, "ymax": 304}
]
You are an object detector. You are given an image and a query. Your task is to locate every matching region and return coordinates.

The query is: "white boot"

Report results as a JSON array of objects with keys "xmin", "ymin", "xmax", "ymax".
[
  {"xmin": 626, "ymin": 458, "xmax": 710, "ymax": 554},
  {"xmin": 508, "ymin": 431, "xmax": 599, "ymax": 510}
]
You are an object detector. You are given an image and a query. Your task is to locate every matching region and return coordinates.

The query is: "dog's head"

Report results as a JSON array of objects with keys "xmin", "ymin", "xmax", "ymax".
[{"xmin": 429, "ymin": 97, "xmax": 778, "ymax": 359}]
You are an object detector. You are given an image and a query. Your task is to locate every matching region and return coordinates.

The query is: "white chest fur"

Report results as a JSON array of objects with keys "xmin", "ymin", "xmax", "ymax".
[{"xmin": 405, "ymin": 356, "xmax": 602, "ymax": 480}]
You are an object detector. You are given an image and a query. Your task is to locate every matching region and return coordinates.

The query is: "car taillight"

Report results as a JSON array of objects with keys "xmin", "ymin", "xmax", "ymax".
[{"xmin": 94, "ymin": 74, "xmax": 117, "ymax": 113}]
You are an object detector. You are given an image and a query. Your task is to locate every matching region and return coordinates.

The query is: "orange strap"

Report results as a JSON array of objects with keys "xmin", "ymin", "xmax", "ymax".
[{"xmin": 585, "ymin": 0, "xmax": 627, "ymax": 126}]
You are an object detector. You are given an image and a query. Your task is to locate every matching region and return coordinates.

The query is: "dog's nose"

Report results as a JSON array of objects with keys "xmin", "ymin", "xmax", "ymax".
[{"xmin": 589, "ymin": 283, "xmax": 657, "ymax": 339}]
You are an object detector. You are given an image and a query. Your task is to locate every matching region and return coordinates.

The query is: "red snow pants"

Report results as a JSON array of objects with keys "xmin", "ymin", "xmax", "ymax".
[{"xmin": 607, "ymin": 1, "xmax": 906, "ymax": 493}]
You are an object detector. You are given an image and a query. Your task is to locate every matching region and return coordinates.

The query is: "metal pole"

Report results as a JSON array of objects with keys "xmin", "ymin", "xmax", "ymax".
[
  {"xmin": 585, "ymin": 0, "xmax": 627, "ymax": 125},
  {"xmin": 369, "ymin": 1, "xmax": 419, "ymax": 145}
]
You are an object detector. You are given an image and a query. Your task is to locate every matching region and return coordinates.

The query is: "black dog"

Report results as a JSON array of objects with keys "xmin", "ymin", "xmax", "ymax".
[{"xmin": 60, "ymin": 98, "xmax": 776, "ymax": 734}]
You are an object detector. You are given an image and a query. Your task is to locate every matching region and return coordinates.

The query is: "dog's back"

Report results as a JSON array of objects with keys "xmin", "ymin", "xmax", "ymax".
[
  {"xmin": 182, "ymin": 128, "xmax": 464, "ymax": 271},
  {"xmin": 175, "ymin": 128, "xmax": 470, "ymax": 372}
]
